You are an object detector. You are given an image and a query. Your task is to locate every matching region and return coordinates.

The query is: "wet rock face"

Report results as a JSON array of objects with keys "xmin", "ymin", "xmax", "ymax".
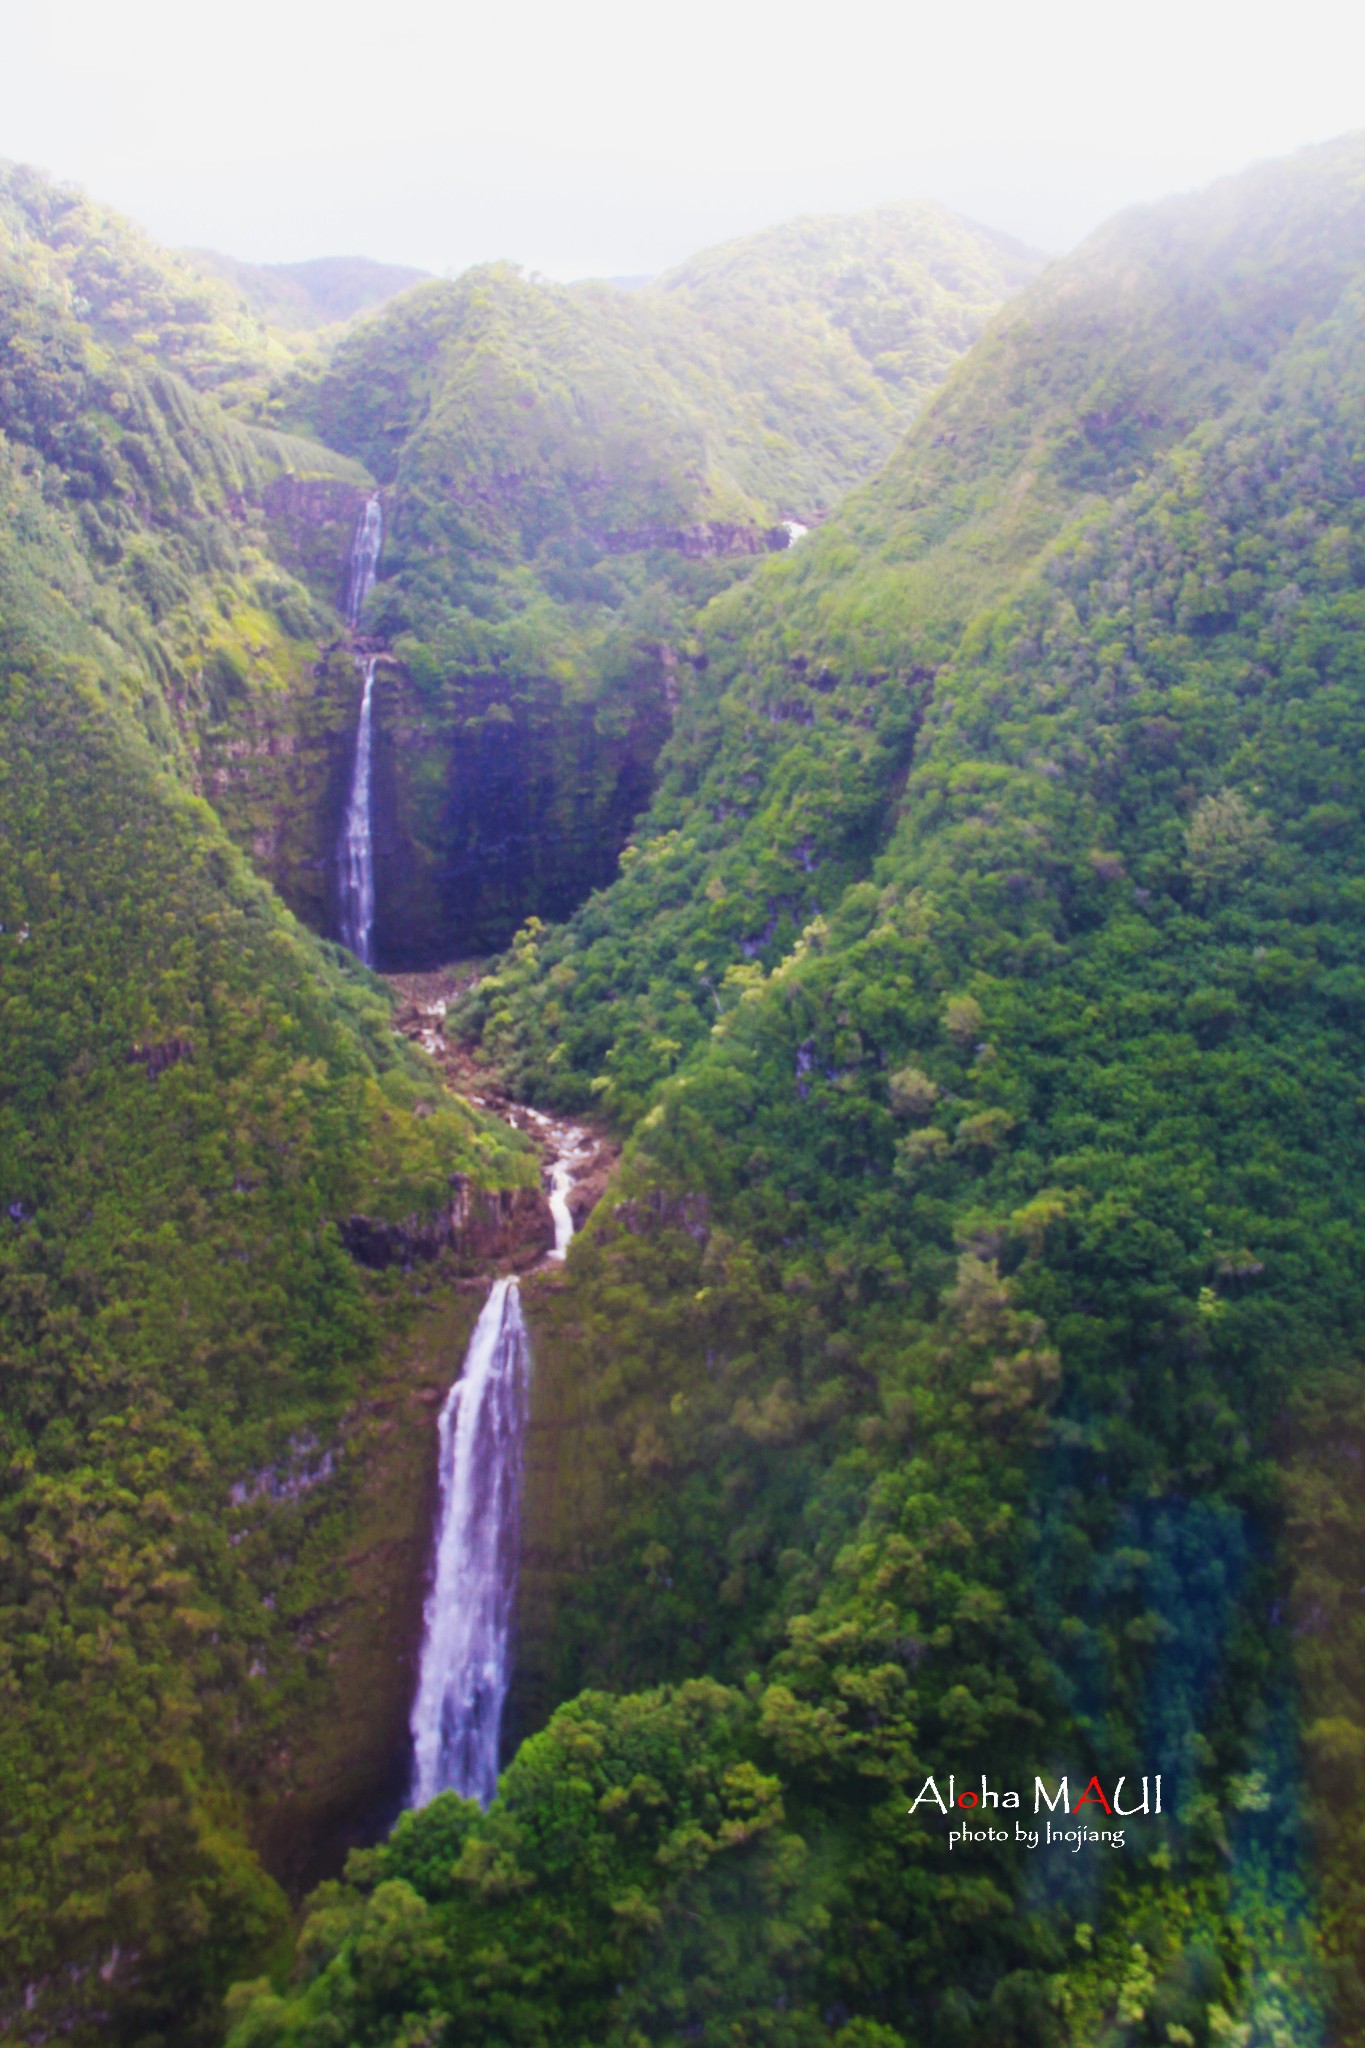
[
  {"xmin": 447, "ymin": 1177, "xmax": 556, "ymax": 1266},
  {"xmin": 370, "ymin": 655, "xmax": 673, "ymax": 969},
  {"xmin": 261, "ymin": 477, "xmax": 374, "ymax": 612},
  {"xmin": 339, "ymin": 1180, "xmax": 552, "ymax": 1273},
  {"xmin": 249, "ymin": 483, "xmax": 687, "ymax": 970},
  {"xmin": 248, "ymin": 483, "xmax": 687, "ymax": 971}
]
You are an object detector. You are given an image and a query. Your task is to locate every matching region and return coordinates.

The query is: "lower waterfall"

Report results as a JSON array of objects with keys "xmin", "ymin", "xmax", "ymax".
[{"xmin": 408, "ymin": 1276, "xmax": 533, "ymax": 1809}]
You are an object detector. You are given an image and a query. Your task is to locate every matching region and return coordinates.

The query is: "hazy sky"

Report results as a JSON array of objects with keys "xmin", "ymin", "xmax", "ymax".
[{"xmin": 6, "ymin": 0, "xmax": 1365, "ymax": 276}]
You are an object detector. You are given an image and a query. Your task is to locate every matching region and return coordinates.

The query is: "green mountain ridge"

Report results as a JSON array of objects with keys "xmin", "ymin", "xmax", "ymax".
[
  {"xmin": 0, "ymin": 164, "xmax": 535, "ymax": 2042},
  {"xmin": 182, "ymin": 251, "xmax": 434, "ymax": 334},
  {"xmin": 472, "ymin": 131, "xmax": 1365, "ymax": 1118},
  {"xmin": 10, "ymin": 131, "xmax": 1365, "ymax": 2048}
]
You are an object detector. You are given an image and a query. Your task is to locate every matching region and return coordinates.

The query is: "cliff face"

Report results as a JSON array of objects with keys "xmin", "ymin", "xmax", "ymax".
[
  {"xmin": 371, "ymin": 649, "xmax": 675, "ymax": 966},
  {"xmin": 247, "ymin": 220, "xmax": 1045, "ymax": 972},
  {"xmin": 189, "ymin": 639, "xmax": 361, "ymax": 939},
  {"xmin": 261, "ymin": 475, "xmax": 375, "ymax": 612},
  {"xmin": 193, "ymin": 480, "xmax": 684, "ymax": 966},
  {"xmin": 250, "ymin": 1284, "xmax": 479, "ymax": 1898},
  {"xmin": 339, "ymin": 1175, "xmax": 553, "ymax": 1271}
]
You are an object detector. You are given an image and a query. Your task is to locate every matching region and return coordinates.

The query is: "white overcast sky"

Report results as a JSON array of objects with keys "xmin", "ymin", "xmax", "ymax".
[{"xmin": 4, "ymin": 0, "xmax": 1364, "ymax": 277}]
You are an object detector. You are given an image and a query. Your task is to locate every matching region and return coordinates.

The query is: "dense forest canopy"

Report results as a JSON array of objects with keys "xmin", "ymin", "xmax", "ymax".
[
  {"xmin": 382, "ymin": 130, "xmax": 1365, "ymax": 2047},
  {"xmin": 7, "ymin": 131, "xmax": 1365, "ymax": 2048}
]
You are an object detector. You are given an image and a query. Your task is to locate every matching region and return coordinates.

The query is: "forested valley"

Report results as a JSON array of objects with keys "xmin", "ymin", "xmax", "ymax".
[{"xmin": 4, "ymin": 129, "xmax": 1365, "ymax": 2048}]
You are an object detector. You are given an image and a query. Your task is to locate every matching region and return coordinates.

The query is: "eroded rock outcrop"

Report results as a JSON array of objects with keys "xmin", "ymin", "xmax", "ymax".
[{"xmin": 339, "ymin": 1177, "xmax": 552, "ymax": 1273}]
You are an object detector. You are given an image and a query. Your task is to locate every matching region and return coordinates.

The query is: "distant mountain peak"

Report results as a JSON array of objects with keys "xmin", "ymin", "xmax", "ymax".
[{"xmin": 181, "ymin": 248, "xmax": 432, "ymax": 330}]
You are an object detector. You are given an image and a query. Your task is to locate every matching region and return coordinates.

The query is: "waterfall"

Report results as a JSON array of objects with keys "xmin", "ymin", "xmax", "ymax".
[
  {"xmin": 346, "ymin": 493, "xmax": 383, "ymax": 628},
  {"xmin": 408, "ymin": 1127, "xmax": 583, "ymax": 1809},
  {"xmin": 409, "ymin": 1278, "xmax": 533, "ymax": 1808},
  {"xmin": 338, "ymin": 656, "xmax": 377, "ymax": 965},
  {"xmin": 338, "ymin": 495, "xmax": 383, "ymax": 964},
  {"xmin": 547, "ymin": 1128, "xmax": 587, "ymax": 1261}
]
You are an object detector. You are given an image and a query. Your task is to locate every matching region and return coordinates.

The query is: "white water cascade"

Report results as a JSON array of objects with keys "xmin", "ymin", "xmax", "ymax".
[
  {"xmin": 545, "ymin": 1128, "xmax": 588, "ymax": 1260},
  {"xmin": 338, "ymin": 656, "xmax": 377, "ymax": 964},
  {"xmin": 408, "ymin": 1122, "xmax": 586, "ymax": 1809},
  {"xmin": 338, "ymin": 495, "xmax": 383, "ymax": 965},
  {"xmin": 408, "ymin": 1277, "xmax": 534, "ymax": 1808},
  {"xmin": 346, "ymin": 493, "xmax": 383, "ymax": 627}
]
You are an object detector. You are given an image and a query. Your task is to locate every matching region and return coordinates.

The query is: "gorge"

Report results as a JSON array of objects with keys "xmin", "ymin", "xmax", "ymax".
[{"xmin": 9, "ymin": 137, "xmax": 1365, "ymax": 2048}]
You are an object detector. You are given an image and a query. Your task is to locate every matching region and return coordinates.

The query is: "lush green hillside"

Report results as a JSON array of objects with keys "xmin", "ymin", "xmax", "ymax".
[
  {"xmin": 17, "ymin": 130, "xmax": 1365, "ymax": 2048},
  {"xmin": 0, "ymin": 159, "xmax": 385, "ymax": 939},
  {"xmin": 0, "ymin": 173, "xmax": 535, "ymax": 2043},
  {"xmin": 469, "ymin": 134, "xmax": 1365, "ymax": 1121},
  {"xmin": 182, "ymin": 251, "xmax": 432, "ymax": 334},
  {"xmin": 653, "ymin": 202, "xmax": 1042, "ymax": 512},
  {"xmin": 0, "ymin": 161, "xmax": 291, "ymax": 408},
  {"xmin": 222, "ymin": 133, "xmax": 1365, "ymax": 2048},
  {"xmin": 277, "ymin": 209, "xmax": 1043, "ymax": 963}
]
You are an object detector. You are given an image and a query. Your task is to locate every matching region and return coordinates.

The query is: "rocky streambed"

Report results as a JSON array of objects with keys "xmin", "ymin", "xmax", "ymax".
[{"xmin": 387, "ymin": 968, "xmax": 618, "ymax": 1259}]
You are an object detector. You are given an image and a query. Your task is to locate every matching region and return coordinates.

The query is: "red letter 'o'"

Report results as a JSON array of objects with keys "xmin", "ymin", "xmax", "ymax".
[{"xmin": 957, "ymin": 1791, "xmax": 977, "ymax": 1808}]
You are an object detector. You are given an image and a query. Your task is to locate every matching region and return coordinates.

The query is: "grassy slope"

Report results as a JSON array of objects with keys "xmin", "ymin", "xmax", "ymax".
[
  {"xmin": 0, "ymin": 176, "xmax": 534, "ymax": 2041},
  {"xmin": 227, "ymin": 134, "xmax": 1365, "ymax": 2048}
]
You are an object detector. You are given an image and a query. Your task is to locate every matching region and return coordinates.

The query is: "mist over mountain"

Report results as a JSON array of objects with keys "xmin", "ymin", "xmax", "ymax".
[
  {"xmin": 181, "ymin": 251, "xmax": 433, "ymax": 332},
  {"xmin": 5, "ymin": 129, "xmax": 1365, "ymax": 2048}
]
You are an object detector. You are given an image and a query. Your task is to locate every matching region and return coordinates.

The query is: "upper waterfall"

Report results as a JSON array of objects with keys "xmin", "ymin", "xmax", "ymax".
[
  {"xmin": 338, "ymin": 656, "xmax": 377, "ymax": 965},
  {"xmin": 338, "ymin": 495, "xmax": 384, "ymax": 964},
  {"xmin": 346, "ymin": 493, "xmax": 383, "ymax": 628}
]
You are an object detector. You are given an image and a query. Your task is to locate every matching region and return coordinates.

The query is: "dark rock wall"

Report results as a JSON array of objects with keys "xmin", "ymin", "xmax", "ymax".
[
  {"xmin": 370, "ymin": 653, "xmax": 674, "ymax": 967},
  {"xmin": 228, "ymin": 481, "xmax": 679, "ymax": 968},
  {"xmin": 339, "ymin": 1178, "xmax": 553, "ymax": 1272},
  {"xmin": 196, "ymin": 642, "xmax": 361, "ymax": 939}
]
